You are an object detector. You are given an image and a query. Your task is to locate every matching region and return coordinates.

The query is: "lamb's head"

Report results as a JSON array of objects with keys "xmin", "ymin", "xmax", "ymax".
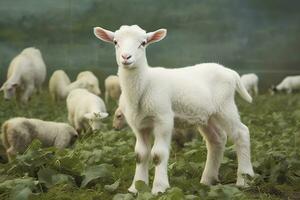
[
  {"xmin": 94, "ymin": 25, "xmax": 167, "ymax": 69},
  {"xmin": 0, "ymin": 82, "xmax": 19, "ymax": 100},
  {"xmin": 84, "ymin": 112, "xmax": 109, "ymax": 131}
]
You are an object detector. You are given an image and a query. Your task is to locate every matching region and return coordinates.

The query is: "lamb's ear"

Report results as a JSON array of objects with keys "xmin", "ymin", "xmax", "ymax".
[
  {"xmin": 146, "ymin": 29, "xmax": 167, "ymax": 45},
  {"xmin": 99, "ymin": 112, "xmax": 109, "ymax": 119},
  {"xmin": 84, "ymin": 113, "xmax": 94, "ymax": 120},
  {"xmin": 94, "ymin": 27, "xmax": 115, "ymax": 43}
]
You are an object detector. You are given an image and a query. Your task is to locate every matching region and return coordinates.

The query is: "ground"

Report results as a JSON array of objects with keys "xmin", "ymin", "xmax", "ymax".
[{"xmin": 0, "ymin": 92, "xmax": 299, "ymax": 200}]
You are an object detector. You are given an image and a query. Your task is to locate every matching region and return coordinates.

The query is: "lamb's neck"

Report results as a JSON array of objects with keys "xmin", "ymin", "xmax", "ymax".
[{"xmin": 118, "ymin": 63, "xmax": 149, "ymax": 106}]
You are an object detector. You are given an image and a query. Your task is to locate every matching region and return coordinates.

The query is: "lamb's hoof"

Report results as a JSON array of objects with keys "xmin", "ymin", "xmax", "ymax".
[
  {"xmin": 151, "ymin": 183, "xmax": 169, "ymax": 195},
  {"xmin": 128, "ymin": 184, "xmax": 137, "ymax": 194}
]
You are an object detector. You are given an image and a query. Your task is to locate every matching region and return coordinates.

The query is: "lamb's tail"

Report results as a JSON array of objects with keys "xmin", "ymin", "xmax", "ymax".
[
  {"xmin": 234, "ymin": 73, "xmax": 252, "ymax": 103},
  {"xmin": 1, "ymin": 122, "xmax": 10, "ymax": 149}
]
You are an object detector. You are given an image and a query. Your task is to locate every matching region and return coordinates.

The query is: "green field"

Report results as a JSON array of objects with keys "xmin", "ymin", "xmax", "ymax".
[{"xmin": 0, "ymin": 92, "xmax": 299, "ymax": 200}]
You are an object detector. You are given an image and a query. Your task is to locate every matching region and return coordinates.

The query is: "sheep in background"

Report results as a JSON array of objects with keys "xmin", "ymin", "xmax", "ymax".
[
  {"xmin": 1, "ymin": 117, "xmax": 78, "ymax": 161},
  {"xmin": 0, "ymin": 47, "xmax": 46, "ymax": 103},
  {"xmin": 49, "ymin": 70, "xmax": 71, "ymax": 101},
  {"xmin": 66, "ymin": 88, "xmax": 108, "ymax": 133},
  {"xmin": 94, "ymin": 25, "xmax": 254, "ymax": 194},
  {"xmin": 75, "ymin": 71, "xmax": 101, "ymax": 96},
  {"xmin": 105, "ymin": 75, "xmax": 121, "ymax": 104},
  {"xmin": 271, "ymin": 75, "xmax": 300, "ymax": 94},
  {"xmin": 113, "ymin": 106, "xmax": 126, "ymax": 130},
  {"xmin": 241, "ymin": 73, "xmax": 259, "ymax": 96}
]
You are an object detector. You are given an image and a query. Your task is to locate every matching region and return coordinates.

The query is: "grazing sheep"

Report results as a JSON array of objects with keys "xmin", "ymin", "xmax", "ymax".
[
  {"xmin": 94, "ymin": 25, "xmax": 254, "ymax": 194},
  {"xmin": 1, "ymin": 117, "xmax": 78, "ymax": 161},
  {"xmin": 241, "ymin": 73, "xmax": 259, "ymax": 96},
  {"xmin": 49, "ymin": 70, "xmax": 71, "ymax": 101},
  {"xmin": 271, "ymin": 75, "xmax": 300, "ymax": 94},
  {"xmin": 76, "ymin": 71, "xmax": 101, "ymax": 96},
  {"xmin": 66, "ymin": 88, "xmax": 108, "ymax": 133},
  {"xmin": 113, "ymin": 106, "xmax": 126, "ymax": 130},
  {"xmin": 0, "ymin": 47, "xmax": 46, "ymax": 103},
  {"xmin": 105, "ymin": 75, "xmax": 121, "ymax": 104}
]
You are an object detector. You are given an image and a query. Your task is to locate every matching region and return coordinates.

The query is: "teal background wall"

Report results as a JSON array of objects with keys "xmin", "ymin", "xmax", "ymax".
[{"xmin": 0, "ymin": 0, "xmax": 299, "ymax": 89}]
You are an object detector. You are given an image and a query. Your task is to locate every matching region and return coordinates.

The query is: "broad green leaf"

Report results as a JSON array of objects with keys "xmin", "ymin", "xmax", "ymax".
[{"xmin": 81, "ymin": 164, "xmax": 112, "ymax": 187}]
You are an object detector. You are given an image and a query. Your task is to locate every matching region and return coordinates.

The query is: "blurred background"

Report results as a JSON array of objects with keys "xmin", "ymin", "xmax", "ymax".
[{"xmin": 0, "ymin": 0, "xmax": 299, "ymax": 90}]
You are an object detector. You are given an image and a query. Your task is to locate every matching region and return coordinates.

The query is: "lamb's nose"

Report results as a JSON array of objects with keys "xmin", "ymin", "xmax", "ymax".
[{"xmin": 121, "ymin": 54, "xmax": 132, "ymax": 60}]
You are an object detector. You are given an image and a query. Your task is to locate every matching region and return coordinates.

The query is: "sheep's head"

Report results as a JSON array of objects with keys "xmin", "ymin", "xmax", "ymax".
[
  {"xmin": 113, "ymin": 107, "xmax": 126, "ymax": 130},
  {"xmin": 0, "ymin": 82, "xmax": 19, "ymax": 100},
  {"xmin": 94, "ymin": 25, "xmax": 167, "ymax": 69},
  {"xmin": 84, "ymin": 112, "xmax": 109, "ymax": 131}
]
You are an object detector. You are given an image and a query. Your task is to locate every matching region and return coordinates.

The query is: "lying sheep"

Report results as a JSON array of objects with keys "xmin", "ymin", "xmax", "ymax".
[
  {"xmin": 241, "ymin": 73, "xmax": 259, "ymax": 96},
  {"xmin": 75, "ymin": 71, "xmax": 101, "ymax": 96},
  {"xmin": 0, "ymin": 47, "xmax": 46, "ymax": 103},
  {"xmin": 94, "ymin": 25, "xmax": 254, "ymax": 194},
  {"xmin": 1, "ymin": 117, "xmax": 78, "ymax": 161},
  {"xmin": 66, "ymin": 88, "xmax": 108, "ymax": 133},
  {"xmin": 49, "ymin": 70, "xmax": 71, "ymax": 101},
  {"xmin": 271, "ymin": 75, "xmax": 300, "ymax": 94},
  {"xmin": 105, "ymin": 75, "xmax": 121, "ymax": 104}
]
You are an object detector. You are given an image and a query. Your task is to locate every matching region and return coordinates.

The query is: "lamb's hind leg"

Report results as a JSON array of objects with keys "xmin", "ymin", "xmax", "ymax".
[
  {"xmin": 199, "ymin": 117, "xmax": 227, "ymax": 185},
  {"xmin": 234, "ymin": 122, "xmax": 254, "ymax": 186},
  {"xmin": 128, "ymin": 127, "xmax": 152, "ymax": 193},
  {"xmin": 218, "ymin": 103, "xmax": 254, "ymax": 186}
]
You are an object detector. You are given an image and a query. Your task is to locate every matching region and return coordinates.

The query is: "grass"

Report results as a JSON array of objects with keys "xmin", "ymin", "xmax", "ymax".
[{"xmin": 0, "ymin": 91, "xmax": 299, "ymax": 200}]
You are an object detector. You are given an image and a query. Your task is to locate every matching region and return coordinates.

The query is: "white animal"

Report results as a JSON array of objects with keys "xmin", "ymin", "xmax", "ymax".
[
  {"xmin": 0, "ymin": 47, "xmax": 46, "ymax": 103},
  {"xmin": 273, "ymin": 75, "xmax": 300, "ymax": 93},
  {"xmin": 241, "ymin": 73, "xmax": 259, "ymax": 96},
  {"xmin": 49, "ymin": 70, "xmax": 71, "ymax": 101},
  {"xmin": 1, "ymin": 117, "xmax": 78, "ymax": 161},
  {"xmin": 113, "ymin": 106, "xmax": 126, "ymax": 130},
  {"xmin": 94, "ymin": 25, "xmax": 254, "ymax": 194},
  {"xmin": 66, "ymin": 88, "xmax": 108, "ymax": 132},
  {"xmin": 75, "ymin": 71, "xmax": 101, "ymax": 96},
  {"xmin": 105, "ymin": 75, "xmax": 121, "ymax": 103}
]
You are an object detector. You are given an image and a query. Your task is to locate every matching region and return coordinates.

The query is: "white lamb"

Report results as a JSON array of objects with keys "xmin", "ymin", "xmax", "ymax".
[
  {"xmin": 49, "ymin": 70, "xmax": 71, "ymax": 101},
  {"xmin": 66, "ymin": 88, "xmax": 108, "ymax": 133},
  {"xmin": 0, "ymin": 47, "xmax": 46, "ymax": 103},
  {"xmin": 241, "ymin": 73, "xmax": 259, "ymax": 96},
  {"xmin": 272, "ymin": 75, "xmax": 300, "ymax": 94},
  {"xmin": 1, "ymin": 117, "xmax": 78, "ymax": 161},
  {"xmin": 94, "ymin": 25, "xmax": 254, "ymax": 194},
  {"xmin": 105, "ymin": 75, "xmax": 121, "ymax": 104},
  {"xmin": 75, "ymin": 71, "xmax": 101, "ymax": 96}
]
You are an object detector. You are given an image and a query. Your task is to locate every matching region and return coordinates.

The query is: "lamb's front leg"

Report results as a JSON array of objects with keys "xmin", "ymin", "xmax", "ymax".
[
  {"xmin": 128, "ymin": 128, "xmax": 152, "ymax": 193},
  {"xmin": 151, "ymin": 116, "xmax": 173, "ymax": 194}
]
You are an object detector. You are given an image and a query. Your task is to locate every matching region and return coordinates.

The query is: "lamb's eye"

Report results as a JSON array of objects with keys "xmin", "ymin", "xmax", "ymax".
[
  {"xmin": 113, "ymin": 40, "xmax": 118, "ymax": 45},
  {"xmin": 141, "ymin": 41, "xmax": 146, "ymax": 47}
]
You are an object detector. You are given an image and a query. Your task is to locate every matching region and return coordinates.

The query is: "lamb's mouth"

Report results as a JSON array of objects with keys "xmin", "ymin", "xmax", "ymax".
[{"xmin": 122, "ymin": 61, "xmax": 133, "ymax": 66}]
